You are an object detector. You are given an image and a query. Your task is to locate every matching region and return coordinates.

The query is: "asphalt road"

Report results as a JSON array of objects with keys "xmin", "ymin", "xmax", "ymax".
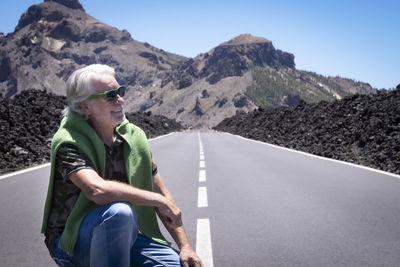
[
  {"xmin": 1, "ymin": 131, "xmax": 400, "ymax": 266},
  {"xmin": 0, "ymin": 164, "xmax": 55, "ymax": 267}
]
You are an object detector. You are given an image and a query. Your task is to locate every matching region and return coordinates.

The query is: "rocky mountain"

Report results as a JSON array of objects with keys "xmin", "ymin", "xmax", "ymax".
[
  {"xmin": 153, "ymin": 34, "xmax": 375, "ymax": 127},
  {"xmin": 0, "ymin": 0, "xmax": 185, "ymax": 97},
  {"xmin": 0, "ymin": 0, "xmax": 376, "ymax": 128}
]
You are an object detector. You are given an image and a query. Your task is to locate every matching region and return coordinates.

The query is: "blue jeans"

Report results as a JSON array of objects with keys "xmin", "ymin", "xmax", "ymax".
[{"xmin": 53, "ymin": 202, "xmax": 181, "ymax": 267}]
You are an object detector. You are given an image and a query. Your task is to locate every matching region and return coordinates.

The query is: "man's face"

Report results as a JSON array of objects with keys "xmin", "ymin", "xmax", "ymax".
[{"xmin": 83, "ymin": 75, "xmax": 125, "ymax": 130}]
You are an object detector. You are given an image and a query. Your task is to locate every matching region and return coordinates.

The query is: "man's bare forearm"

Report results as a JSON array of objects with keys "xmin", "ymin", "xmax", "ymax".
[
  {"xmin": 69, "ymin": 168, "xmax": 165, "ymax": 207},
  {"xmin": 153, "ymin": 173, "xmax": 203, "ymax": 266},
  {"xmin": 157, "ymin": 209, "xmax": 192, "ymax": 249},
  {"xmin": 91, "ymin": 179, "xmax": 166, "ymax": 206},
  {"xmin": 153, "ymin": 173, "xmax": 192, "ymax": 248}
]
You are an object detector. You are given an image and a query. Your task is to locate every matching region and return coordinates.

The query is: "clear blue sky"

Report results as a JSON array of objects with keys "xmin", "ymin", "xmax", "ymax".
[{"xmin": 1, "ymin": 0, "xmax": 399, "ymax": 89}]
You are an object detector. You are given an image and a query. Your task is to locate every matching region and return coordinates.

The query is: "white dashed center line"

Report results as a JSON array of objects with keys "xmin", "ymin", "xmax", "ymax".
[
  {"xmin": 199, "ymin": 169, "xmax": 206, "ymax": 182},
  {"xmin": 196, "ymin": 133, "xmax": 214, "ymax": 266},
  {"xmin": 196, "ymin": 218, "xmax": 214, "ymax": 267},
  {"xmin": 200, "ymin": 160, "xmax": 205, "ymax": 168},
  {"xmin": 197, "ymin": 186, "xmax": 208, "ymax": 208}
]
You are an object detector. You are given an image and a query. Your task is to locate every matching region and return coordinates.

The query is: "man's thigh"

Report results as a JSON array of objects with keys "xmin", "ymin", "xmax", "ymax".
[{"xmin": 130, "ymin": 234, "xmax": 181, "ymax": 267}]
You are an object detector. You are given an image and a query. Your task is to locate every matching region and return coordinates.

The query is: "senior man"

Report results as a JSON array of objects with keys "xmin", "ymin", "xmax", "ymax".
[{"xmin": 41, "ymin": 64, "xmax": 202, "ymax": 267}]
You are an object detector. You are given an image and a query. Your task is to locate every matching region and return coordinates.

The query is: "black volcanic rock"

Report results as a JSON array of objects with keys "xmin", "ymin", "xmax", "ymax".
[
  {"xmin": 0, "ymin": 90, "xmax": 66, "ymax": 173},
  {"xmin": 14, "ymin": 5, "xmax": 43, "ymax": 32},
  {"xmin": 191, "ymin": 97, "xmax": 204, "ymax": 116},
  {"xmin": 0, "ymin": 53, "xmax": 11, "ymax": 82},
  {"xmin": 49, "ymin": 20, "xmax": 82, "ymax": 41},
  {"xmin": 44, "ymin": 0, "xmax": 84, "ymax": 11},
  {"xmin": 202, "ymin": 46, "xmax": 248, "ymax": 84},
  {"xmin": 163, "ymin": 58, "xmax": 198, "ymax": 89},
  {"xmin": 125, "ymin": 112, "xmax": 183, "ymax": 138},
  {"xmin": 201, "ymin": 90, "xmax": 210, "ymax": 98},
  {"xmin": 0, "ymin": 89, "xmax": 183, "ymax": 175},
  {"xmin": 233, "ymin": 94, "xmax": 248, "ymax": 108},
  {"xmin": 215, "ymin": 89, "xmax": 400, "ymax": 175},
  {"xmin": 139, "ymin": 52, "xmax": 158, "ymax": 64}
]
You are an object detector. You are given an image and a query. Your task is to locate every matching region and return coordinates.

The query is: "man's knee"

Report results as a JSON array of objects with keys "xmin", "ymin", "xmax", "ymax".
[{"xmin": 104, "ymin": 202, "xmax": 138, "ymax": 226}]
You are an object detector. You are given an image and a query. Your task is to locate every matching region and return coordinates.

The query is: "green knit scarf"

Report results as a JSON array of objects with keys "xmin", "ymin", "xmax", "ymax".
[{"xmin": 41, "ymin": 111, "xmax": 167, "ymax": 255}]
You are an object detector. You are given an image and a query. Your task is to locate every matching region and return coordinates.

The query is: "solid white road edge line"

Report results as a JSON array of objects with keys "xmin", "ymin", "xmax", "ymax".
[
  {"xmin": 148, "ymin": 132, "xmax": 177, "ymax": 142},
  {"xmin": 222, "ymin": 132, "xmax": 400, "ymax": 180},
  {"xmin": 0, "ymin": 163, "xmax": 51, "ymax": 181},
  {"xmin": 196, "ymin": 218, "xmax": 214, "ymax": 267},
  {"xmin": 197, "ymin": 186, "xmax": 208, "ymax": 208}
]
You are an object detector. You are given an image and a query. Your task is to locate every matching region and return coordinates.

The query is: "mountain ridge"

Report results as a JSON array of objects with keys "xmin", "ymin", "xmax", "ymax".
[{"xmin": 0, "ymin": 0, "xmax": 376, "ymax": 128}]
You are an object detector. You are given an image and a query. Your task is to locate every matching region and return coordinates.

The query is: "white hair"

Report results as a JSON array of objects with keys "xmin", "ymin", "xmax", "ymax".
[{"xmin": 63, "ymin": 64, "xmax": 115, "ymax": 115}]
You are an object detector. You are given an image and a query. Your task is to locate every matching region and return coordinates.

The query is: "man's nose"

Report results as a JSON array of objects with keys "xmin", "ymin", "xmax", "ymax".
[{"xmin": 115, "ymin": 94, "xmax": 124, "ymax": 104}]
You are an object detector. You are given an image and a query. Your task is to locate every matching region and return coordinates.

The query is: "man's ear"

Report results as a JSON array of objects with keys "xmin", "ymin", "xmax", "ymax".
[{"xmin": 78, "ymin": 101, "xmax": 91, "ymax": 116}]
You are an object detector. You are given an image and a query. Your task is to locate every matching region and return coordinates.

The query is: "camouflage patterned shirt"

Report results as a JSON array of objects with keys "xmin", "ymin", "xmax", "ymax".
[{"xmin": 44, "ymin": 133, "xmax": 158, "ymax": 255}]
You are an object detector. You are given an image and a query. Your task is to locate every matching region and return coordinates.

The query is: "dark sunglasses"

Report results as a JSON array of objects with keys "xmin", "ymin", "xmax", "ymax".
[{"xmin": 88, "ymin": 85, "xmax": 126, "ymax": 102}]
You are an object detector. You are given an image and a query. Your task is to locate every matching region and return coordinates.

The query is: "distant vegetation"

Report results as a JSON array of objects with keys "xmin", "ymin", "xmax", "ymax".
[{"xmin": 245, "ymin": 66, "xmax": 352, "ymax": 108}]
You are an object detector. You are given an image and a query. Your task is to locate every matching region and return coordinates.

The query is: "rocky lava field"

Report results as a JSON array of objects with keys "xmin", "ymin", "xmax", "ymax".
[
  {"xmin": 1, "ymin": 87, "xmax": 399, "ymax": 176},
  {"xmin": 0, "ymin": 90, "xmax": 183, "ymax": 174},
  {"xmin": 215, "ymin": 87, "xmax": 400, "ymax": 175}
]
